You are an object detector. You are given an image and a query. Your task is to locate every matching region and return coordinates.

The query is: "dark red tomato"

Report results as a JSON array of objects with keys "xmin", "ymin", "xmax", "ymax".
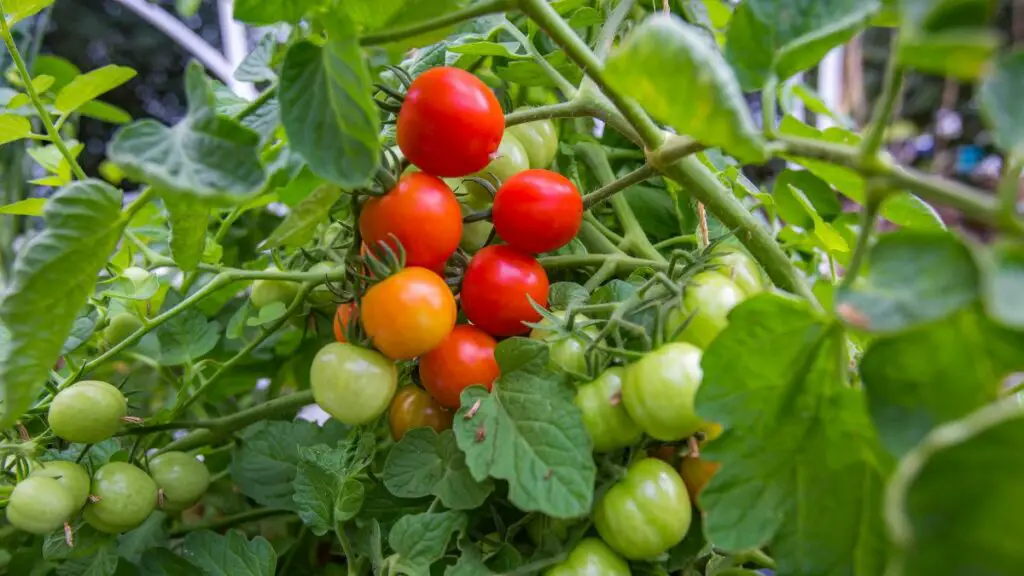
[
  {"xmin": 359, "ymin": 172, "xmax": 462, "ymax": 270},
  {"xmin": 388, "ymin": 386, "xmax": 454, "ymax": 440},
  {"xmin": 492, "ymin": 170, "xmax": 583, "ymax": 254},
  {"xmin": 419, "ymin": 325, "xmax": 500, "ymax": 409},
  {"xmin": 460, "ymin": 245, "xmax": 549, "ymax": 337},
  {"xmin": 397, "ymin": 67, "xmax": 504, "ymax": 178}
]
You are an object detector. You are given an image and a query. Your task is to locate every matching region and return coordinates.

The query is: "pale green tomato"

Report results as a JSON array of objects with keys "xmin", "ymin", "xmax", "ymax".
[
  {"xmin": 623, "ymin": 343, "xmax": 705, "ymax": 441},
  {"xmin": 712, "ymin": 244, "xmax": 768, "ymax": 296},
  {"xmin": 250, "ymin": 267, "xmax": 300, "ymax": 309},
  {"xmin": 7, "ymin": 476, "xmax": 75, "ymax": 535},
  {"xmin": 530, "ymin": 311, "xmax": 595, "ymax": 374},
  {"xmin": 462, "ymin": 132, "xmax": 530, "ymax": 203},
  {"xmin": 575, "ymin": 367, "xmax": 643, "ymax": 452},
  {"xmin": 121, "ymin": 266, "xmax": 152, "ymax": 287},
  {"xmin": 48, "ymin": 380, "xmax": 127, "ymax": 444},
  {"xmin": 666, "ymin": 271, "xmax": 746, "ymax": 349},
  {"xmin": 460, "ymin": 193, "xmax": 494, "ymax": 253},
  {"xmin": 148, "ymin": 451, "xmax": 210, "ymax": 510},
  {"xmin": 508, "ymin": 118, "xmax": 558, "ymax": 169},
  {"xmin": 83, "ymin": 462, "xmax": 158, "ymax": 534},
  {"xmin": 310, "ymin": 342, "xmax": 398, "ymax": 425},
  {"xmin": 544, "ymin": 538, "xmax": 631, "ymax": 575},
  {"xmin": 307, "ymin": 262, "xmax": 340, "ymax": 311},
  {"xmin": 102, "ymin": 312, "xmax": 143, "ymax": 347},
  {"xmin": 31, "ymin": 461, "xmax": 91, "ymax": 511}
]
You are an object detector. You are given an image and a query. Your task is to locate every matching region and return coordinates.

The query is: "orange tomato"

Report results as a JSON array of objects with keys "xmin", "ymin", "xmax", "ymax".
[
  {"xmin": 419, "ymin": 324, "xmax": 500, "ymax": 409},
  {"xmin": 360, "ymin": 267, "xmax": 456, "ymax": 360},
  {"xmin": 332, "ymin": 302, "xmax": 356, "ymax": 343},
  {"xmin": 679, "ymin": 457, "xmax": 721, "ymax": 508},
  {"xmin": 388, "ymin": 386, "xmax": 454, "ymax": 441}
]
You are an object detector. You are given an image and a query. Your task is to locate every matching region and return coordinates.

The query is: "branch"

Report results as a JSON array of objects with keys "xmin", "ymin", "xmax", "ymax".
[
  {"xmin": 860, "ymin": 37, "xmax": 903, "ymax": 160},
  {"xmin": 582, "ymin": 164, "xmax": 658, "ymax": 209},
  {"xmin": 538, "ymin": 254, "xmax": 667, "ymax": 273},
  {"xmin": 359, "ymin": 0, "xmax": 517, "ymax": 46}
]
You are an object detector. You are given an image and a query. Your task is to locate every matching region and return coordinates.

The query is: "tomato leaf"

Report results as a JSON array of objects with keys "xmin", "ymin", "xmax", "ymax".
[
  {"xmin": 835, "ymin": 231, "xmax": 978, "ymax": 333},
  {"xmin": 233, "ymin": 0, "xmax": 322, "ymax": 25},
  {"xmin": 156, "ymin": 309, "xmax": 221, "ymax": 366},
  {"xmin": 164, "ymin": 195, "xmax": 210, "ymax": 272},
  {"xmin": 117, "ymin": 512, "xmax": 170, "ymax": 565},
  {"xmin": 383, "ymin": 428, "xmax": 495, "ymax": 510},
  {"xmin": 697, "ymin": 294, "xmax": 887, "ymax": 574},
  {"xmin": 54, "ymin": 64, "xmax": 136, "ymax": 115},
  {"xmin": 292, "ymin": 432, "xmax": 374, "ymax": 535},
  {"xmin": 261, "ymin": 185, "xmax": 343, "ymax": 250},
  {"xmin": 235, "ymin": 33, "xmax": 278, "ymax": 83},
  {"xmin": 43, "ymin": 522, "xmax": 115, "ymax": 561},
  {"xmin": 0, "ymin": 0, "xmax": 54, "ymax": 25},
  {"xmin": 53, "ymin": 541, "xmax": 119, "ymax": 576},
  {"xmin": 0, "ymin": 197, "xmax": 45, "ymax": 216},
  {"xmin": 279, "ymin": 11, "xmax": 380, "ymax": 189},
  {"xmin": 389, "ymin": 511, "xmax": 466, "ymax": 575},
  {"xmin": 981, "ymin": 241, "xmax": 1024, "ymax": 328},
  {"xmin": 453, "ymin": 338, "xmax": 595, "ymax": 519},
  {"xmin": 0, "ymin": 113, "xmax": 32, "ymax": 145},
  {"xmin": 0, "ymin": 180, "xmax": 123, "ymax": 428},
  {"xmin": 547, "ymin": 282, "xmax": 589, "ymax": 310},
  {"xmin": 896, "ymin": 29, "xmax": 999, "ymax": 80},
  {"xmin": 605, "ymin": 15, "xmax": 766, "ymax": 164},
  {"xmin": 179, "ymin": 530, "xmax": 276, "ymax": 576},
  {"xmin": 446, "ymin": 538, "xmax": 490, "ymax": 576},
  {"xmin": 979, "ymin": 50, "xmax": 1024, "ymax": 160}
]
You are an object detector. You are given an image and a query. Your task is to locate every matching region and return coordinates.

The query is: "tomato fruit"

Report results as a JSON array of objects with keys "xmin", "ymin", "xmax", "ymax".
[
  {"xmin": 594, "ymin": 458, "xmax": 692, "ymax": 560},
  {"xmin": 492, "ymin": 170, "xmax": 582, "ymax": 254},
  {"xmin": 102, "ymin": 312, "xmax": 143, "ymax": 347},
  {"xmin": 622, "ymin": 343, "xmax": 705, "ymax": 441},
  {"xmin": 666, "ymin": 271, "xmax": 746, "ymax": 349},
  {"xmin": 48, "ymin": 380, "xmax": 127, "ymax": 444},
  {"xmin": 530, "ymin": 311, "xmax": 595, "ymax": 375},
  {"xmin": 83, "ymin": 462, "xmax": 158, "ymax": 534},
  {"xmin": 310, "ymin": 342, "xmax": 397, "ymax": 425},
  {"xmin": 361, "ymin": 267, "xmax": 457, "ymax": 360},
  {"xmin": 397, "ymin": 67, "xmax": 504, "ymax": 177},
  {"xmin": 6, "ymin": 476, "xmax": 75, "ymax": 535},
  {"xmin": 419, "ymin": 324, "xmax": 500, "ymax": 409},
  {"xmin": 359, "ymin": 173, "xmax": 463, "ymax": 270},
  {"xmin": 31, "ymin": 461, "xmax": 91, "ymax": 511},
  {"xmin": 332, "ymin": 302, "xmax": 356, "ymax": 343},
  {"xmin": 679, "ymin": 456, "xmax": 721, "ymax": 508},
  {"xmin": 575, "ymin": 367, "xmax": 643, "ymax": 452},
  {"xmin": 148, "ymin": 451, "xmax": 210, "ymax": 510},
  {"xmin": 544, "ymin": 538, "xmax": 630, "ymax": 576},
  {"xmin": 712, "ymin": 243, "xmax": 768, "ymax": 296},
  {"xmin": 460, "ymin": 245, "xmax": 549, "ymax": 337},
  {"xmin": 250, "ymin": 267, "xmax": 299, "ymax": 310},
  {"xmin": 307, "ymin": 262, "xmax": 340, "ymax": 310},
  {"xmin": 388, "ymin": 386, "xmax": 454, "ymax": 440},
  {"xmin": 459, "ymin": 193, "xmax": 494, "ymax": 253},
  {"xmin": 462, "ymin": 131, "xmax": 530, "ymax": 203},
  {"xmin": 508, "ymin": 118, "xmax": 558, "ymax": 169}
]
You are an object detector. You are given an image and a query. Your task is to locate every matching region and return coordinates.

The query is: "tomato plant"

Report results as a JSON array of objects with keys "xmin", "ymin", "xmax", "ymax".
[
  {"xmin": 544, "ymin": 537, "xmax": 631, "ymax": 575},
  {"xmin": 461, "ymin": 245, "xmax": 549, "ymax": 336},
  {"xmin": 461, "ymin": 131, "xmax": 531, "ymax": 203},
  {"xmin": 419, "ymin": 324, "xmax": 500, "ymax": 408},
  {"xmin": 83, "ymin": 462, "xmax": 158, "ymax": 534},
  {"xmin": 250, "ymin": 268, "xmax": 300, "ymax": 310},
  {"xmin": 530, "ymin": 310, "xmax": 596, "ymax": 375},
  {"xmin": 360, "ymin": 267, "xmax": 456, "ymax": 360},
  {"xmin": 310, "ymin": 342, "xmax": 397, "ymax": 425},
  {"xmin": 148, "ymin": 452, "xmax": 210, "ymax": 510},
  {"xmin": 101, "ymin": 312, "xmax": 143, "ymax": 348},
  {"xmin": 387, "ymin": 385, "xmax": 454, "ymax": 440},
  {"xmin": 623, "ymin": 343, "xmax": 705, "ymax": 441},
  {"xmin": 30, "ymin": 461, "xmax": 90, "ymax": 511},
  {"xmin": 665, "ymin": 270, "xmax": 747, "ymax": 349},
  {"xmin": 574, "ymin": 367, "xmax": 643, "ymax": 452},
  {"xmin": 507, "ymin": 119, "xmax": 559, "ymax": 169},
  {"xmin": 48, "ymin": 380, "xmax": 127, "ymax": 444},
  {"xmin": 493, "ymin": 169, "xmax": 583, "ymax": 254}
]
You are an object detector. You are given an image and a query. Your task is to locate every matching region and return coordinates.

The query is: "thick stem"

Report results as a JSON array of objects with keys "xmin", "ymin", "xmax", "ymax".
[
  {"xmin": 998, "ymin": 157, "xmax": 1023, "ymax": 218},
  {"xmin": 505, "ymin": 100, "xmax": 586, "ymax": 126},
  {"xmin": 761, "ymin": 75, "xmax": 779, "ymax": 138},
  {"xmin": 581, "ymin": 164, "xmax": 658, "ymax": 209},
  {"xmin": 503, "ymin": 21, "xmax": 576, "ymax": 97},
  {"xmin": 539, "ymin": 254, "xmax": 667, "ymax": 273},
  {"xmin": 860, "ymin": 37, "xmax": 903, "ymax": 161},
  {"xmin": 360, "ymin": 0, "xmax": 517, "ymax": 46}
]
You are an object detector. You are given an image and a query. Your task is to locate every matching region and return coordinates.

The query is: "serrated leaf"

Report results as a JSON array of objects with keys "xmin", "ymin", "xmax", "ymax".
[
  {"xmin": 605, "ymin": 15, "xmax": 765, "ymax": 164},
  {"xmin": 979, "ymin": 50, "xmax": 1024, "ymax": 160},
  {"xmin": 164, "ymin": 195, "xmax": 209, "ymax": 272},
  {"xmin": 156, "ymin": 309, "xmax": 220, "ymax": 366},
  {"xmin": 0, "ymin": 180, "xmax": 123, "ymax": 427},
  {"xmin": 384, "ymin": 428, "xmax": 494, "ymax": 510},
  {"xmin": 0, "ymin": 113, "xmax": 32, "ymax": 145},
  {"xmin": 55, "ymin": 64, "xmax": 136, "ymax": 115},
  {"xmin": 448, "ymin": 41, "xmax": 528, "ymax": 59},
  {"xmin": 0, "ymin": 0, "xmax": 54, "ymax": 25},
  {"xmin": 453, "ymin": 339, "xmax": 595, "ymax": 518},
  {"xmin": 44, "ymin": 522, "xmax": 115, "ymax": 561},
  {"xmin": 292, "ymin": 433, "xmax": 374, "ymax": 535},
  {"xmin": 140, "ymin": 548, "xmax": 197, "ymax": 576},
  {"xmin": 358, "ymin": 482, "xmax": 432, "ymax": 536},
  {"xmin": 279, "ymin": 12, "xmax": 380, "ymax": 188},
  {"xmin": 54, "ymin": 542, "xmax": 118, "ymax": 576},
  {"xmin": 117, "ymin": 512, "xmax": 169, "ymax": 564},
  {"xmin": 446, "ymin": 538, "xmax": 491, "ymax": 576},
  {"xmin": 233, "ymin": 0, "xmax": 322, "ymax": 25},
  {"xmin": 390, "ymin": 511, "xmax": 466, "ymax": 575},
  {"xmin": 246, "ymin": 301, "xmax": 286, "ymax": 327},
  {"xmin": 235, "ymin": 33, "xmax": 278, "ymax": 83},
  {"xmin": 773, "ymin": 169, "xmax": 842, "ymax": 227},
  {"xmin": 261, "ymin": 185, "xmax": 342, "ymax": 250},
  {"xmin": 0, "ymin": 197, "xmax": 45, "ymax": 215},
  {"xmin": 547, "ymin": 282, "xmax": 589, "ymax": 310},
  {"xmin": 180, "ymin": 530, "xmax": 276, "ymax": 576}
]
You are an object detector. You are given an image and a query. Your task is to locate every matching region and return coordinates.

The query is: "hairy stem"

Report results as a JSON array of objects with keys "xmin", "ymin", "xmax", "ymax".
[{"xmin": 359, "ymin": 0, "xmax": 517, "ymax": 46}]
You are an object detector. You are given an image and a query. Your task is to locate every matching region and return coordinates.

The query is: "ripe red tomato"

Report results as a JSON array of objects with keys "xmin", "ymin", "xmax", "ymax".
[
  {"xmin": 388, "ymin": 386, "xmax": 454, "ymax": 440},
  {"xmin": 397, "ymin": 67, "xmax": 504, "ymax": 177},
  {"xmin": 333, "ymin": 302, "xmax": 356, "ymax": 343},
  {"xmin": 361, "ymin": 267, "xmax": 457, "ymax": 360},
  {"xmin": 359, "ymin": 173, "xmax": 462, "ymax": 270},
  {"xmin": 460, "ymin": 245, "xmax": 549, "ymax": 337},
  {"xmin": 419, "ymin": 324, "xmax": 500, "ymax": 408},
  {"xmin": 492, "ymin": 169, "xmax": 582, "ymax": 254}
]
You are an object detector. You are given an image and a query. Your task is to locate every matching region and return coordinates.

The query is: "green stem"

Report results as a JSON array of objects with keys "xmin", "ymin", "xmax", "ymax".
[
  {"xmin": 503, "ymin": 21, "xmax": 576, "ymax": 97},
  {"xmin": 841, "ymin": 190, "xmax": 883, "ymax": 289},
  {"xmin": 169, "ymin": 508, "xmax": 292, "ymax": 537},
  {"xmin": 998, "ymin": 156, "xmax": 1023, "ymax": 217},
  {"xmin": 652, "ymin": 235, "xmax": 697, "ymax": 250},
  {"xmin": 582, "ymin": 214, "xmax": 625, "ymax": 247},
  {"xmin": 860, "ymin": 39, "xmax": 903, "ymax": 161},
  {"xmin": 539, "ymin": 254, "xmax": 666, "ymax": 273},
  {"xmin": 122, "ymin": 188, "xmax": 158, "ymax": 221},
  {"xmin": 647, "ymin": 135, "xmax": 703, "ymax": 169},
  {"xmin": 359, "ymin": 0, "xmax": 517, "ymax": 46},
  {"xmin": 761, "ymin": 75, "xmax": 778, "ymax": 138},
  {"xmin": 337, "ymin": 525, "xmax": 357, "ymax": 576},
  {"xmin": 0, "ymin": 14, "xmax": 87, "ymax": 181},
  {"xmin": 594, "ymin": 0, "xmax": 635, "ymax": 60},
  {"xmin": 505, "ymin": 100, "xmax": 586, "ymax": 126},
  {"xmin": 236, "ymin": 82, "xmax": 277, "ymax": 121},
  {"xmin": 581, "ymin": 164, "xmax": 657, "ymax": 209}
]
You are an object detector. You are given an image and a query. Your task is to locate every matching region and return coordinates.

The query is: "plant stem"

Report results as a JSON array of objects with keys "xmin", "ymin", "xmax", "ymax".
[
  {"xmin": 505, "ymin": 100, "xmax": 586, "ymax": 126},
  {"xmin": 998, "ymin": 156, "xmax": 1023, "ymax": 217},
  {"xmin": 539, "ymin": 254, "xmax": 666, "ymax": 273},
  {"xmin": 860, "ymin": 38, "xmax": 903, "ymax": 161},
  {"xmin": 0, "ymin": 14, "xmax": 87, "ymax": 181},
  {"xmin": 337, "ymin": 525, "xmax": 357, "ymax": 576},
  {"xmin": 359, "ymin": 0, "xmax": 517, "ymax": 46},
  {"xmin": 647, "ymin": 135, "xmax": 703, "ymax": 169},
  {"xmin": 761, "ymin": 75, "xmax": 778, "ymax": 138},
  {"xmin": 169, "ymin": 507, "xmax": 292, "ymax": 537},
  {"xmin": 235, "ymin": 82, "xmax": 277, "ymax": 121},
  {"xmin": 841, "ymin": 191, "xmax": 882, "ymax": 289},
  {"xmin": 594, "ymin": 0, "xmax": 635, "ymax": 60},
  {"xmin": 581, "ymin": 164, "xmax": 657, "ymax": 209},
  {"xmin": 503, "ymin": 21, "xmax": 576, "ymax": 97}
]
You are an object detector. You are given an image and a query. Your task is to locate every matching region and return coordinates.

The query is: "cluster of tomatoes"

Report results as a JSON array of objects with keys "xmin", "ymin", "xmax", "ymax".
[{"xmin": 7, "ymin": 380, "xmax": 210, "ymax": 536}]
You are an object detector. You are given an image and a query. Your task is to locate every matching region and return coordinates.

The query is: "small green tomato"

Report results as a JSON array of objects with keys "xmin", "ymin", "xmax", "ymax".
[
  {"xmin": 48, "ymin": 380, "xmax": 127, "ymax": 444},
  {"xmin": 83, "ymin": 462, "xmax": 158, "ymax": 534},
  {"xmin": 7, "ymin": 476, "xmax": 75, "ymax": 535},
  {"xmin": 31, "ymin": 461, "xmax": 91, "ymax": 511},
  {"xmin": 102, "ymin": 312, "xmax": 144, "ymax": 347},
  {"xmin": 148, "ymin": 451, "xmax": 210, "ymax": 510},
  {"xmin": 250, "ymin": 267, "xmax": 300, "ymax": 310}
]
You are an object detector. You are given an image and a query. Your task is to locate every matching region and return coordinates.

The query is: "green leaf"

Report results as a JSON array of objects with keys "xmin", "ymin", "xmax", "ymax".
[
  {"xmin": 982, "ymin": 241, "xmax": 1024, "ymax": 328},
  {"xmin": 886, "ymin": 398, "xmax": 1024, "ymax": 574},
  {"xmin": 353, "ymin": 0, "xmax": 470, "ymax": 51},
  {"xmin": 0, "ymin": 180, "xmax": 123, "ymax": 427},
  {"xmin": 979, "ymin": 50, "xmax": 1024, "ymax": 160},
  {"xmin": 697, "ymin": 294, "xmax": 887, "ymax": 574},
  {"xmin": 860, "ymin": 306, "xmax": 1022, "ymax": 456},
  {"xmin": 446, "ymin": 539, "xmax": 490, "ymax": 576},
  {"xmin": 117, "ymin": 512, "xmax": 169, "ymax": 564},
  {"xmin": 547, "ymin": 282, "xmax": 589, "ymax": 310},
  {"xmin": 54, "ymin": 64, "xmax": 136, "ymax": 115},
  {"xmin": 0, "ymin": 0, "xmax": 54, "ymax": 25},
  {"xmin": 261, "ymin": 185, "xmax": 342, "ymax": 250},
  {"xmin": 624, "ymin": 185, "xmax": 683, "ymax": 242},
  {"xmin": 108, "ymin": 62, "xmax": 264, "ymax": 203},
  {"xmin": 896, "ymin": 29, "xmax": 999, "ymax": 80},
  {"xmin": 835, "ymin": 231, "xmax": 978, "ymax": 333},
  {"xmin": 246, "ymin": 302, "xmax": 286, "ymax": 327},
  {"xmin": 0, "ymin": 197, "xmax": 45, "ymax": 215},
  {"xmin": 44, "ymin": 522, "xmax": 116, "ymax": 561},
  {"xmin": 389, "ymin": 511, "xmax": 467, "ymax": 575},
  {"xmin": 448, "ymin": 41, "xmax": 528, "ymax": 59},
  {"xmin": 233, "ymin": 0, "xmax": 322, "ymax": 25},
  {"xmin": 773, "ymin": 169, "xmax": 842, "ymax": 227},
  {"xmin": 164, "ymin": 195, "xmax": 209, "ymax": 272},
  {"xmin": 176, "ymin": 0, "xmax": 201, "ymax": 17},
  {"xmin": 292, "ymin": 433, "xmax": 374, "ymax": 535},
  {"xmin": 279, "ymin": 12, "xmax": 380, "ymax": 189},
  {"xmin": 54, "ymin": 542, "xmax": 118, "ymax": 576},
  {"xmin": 235, "ymin": 33, "xmax": 278, "ymax": 83},
  {"xmin": 899, "ymin": 0, "xmax": 996, "ymax": 32},
  {"xmin": 605, "ymin": 15, "xmax": 766, "ymax": 164},
  {"xmin": 0, "ymin": 114, "xmax": 32, "ymax": 145},
  {"xmin": 383, "ymin": 428, "xmax": 494, "ymax": 510},
  {"xmin": 156, "ymin": 309, "xmax": 221, "ymax": 366},
  {"xmin": 140, "ymin": 548, "xmax": 197, "ymax": 576},
  {"xmin": 180, "ymin": 531, "xmax": 276, "ymax": 576},
  {"xmin": 724, "ymin": 0, "xmax": 879, "ymax": 90},
  {"xmin": 79, "ymin": 100, "xmax": 132, "ymax": 125},
  {"xmin": 453, "ymin": 339, "xmax": 595, "ymax": 519}
]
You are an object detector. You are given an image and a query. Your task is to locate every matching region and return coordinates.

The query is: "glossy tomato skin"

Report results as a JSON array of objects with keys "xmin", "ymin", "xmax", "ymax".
[
  {"xmin": 388, "ymin": 386, "xmax": 454, "ymax": 440},
  {"xmin": 461, "ymin": 246, "xmax": 549, "ymax": 337},
  {"xmin": 7, "ymin": 476, "xmax": 75, "ymax": 535},
  {"xmin": 492, "ymin": 170, "xmax": 582, "ymax": 254},
  {"xmin": 679, "ymin": 457, "xmax": 721, "ymax": 509},
  {"xmin": 310, "ymin": 343, "xmax": 397, "ymax": 425},
  {"xmin": 575, "ymin": 367, "xmax": 643, "ymax": 453},
  {"xmin": 594, "ymin": 458, "xmax": 692, "ymax": 560},
  {"xmin": 666, "ymin": 271, "xmax": 747, "ymax": 349},
  {"xmin": 508, "ymin": 118, "xmax": 558, "ymax": 169},
  {"xmin": 49, "ymin": 380, "xmax": 127, "ymax": 444},
  {"xmin": 84, "ymin": 462, "xmax": 158, "ymax": 534},
  {"xmin": 361, "ymin": 267, "xmax": 457, "ymax": 360},
  {"xmin": 544, "ymin": 538, "xmax": 630, "ymax": 576},
  {"xmin": 459, "ymin": 193, "xmax": 494, "ymax": 253},
  {"xmin": 530, "ymin": 311, "xmax": 595, "ymax": 375},
  {"xmin": 623, "ymin": 343, "xmax": 705, "ymax": 441},
  {"xmin": 31, "ymin": 461, "xmax": 91, "ymax": 511},
  {"xmin": 102, "ymin": 313, "xmax": 143, "ymax": 348},
  {"xmin": 148, "ymin": 451, "xmax": 210, "ymax": 510},
  {"xmin": 359, "ymin": 173, "xmax": 463, "ymax": 270},
  {"xmin": 712, "ymin": 244, "xmax": 768, "ymax": 296},
  {"xmin": 332, "ymin": 302, "xmax": 356, "ymax": 343},
  {"xmin": 419, "ymin": 324, "xmax": 500, "ymax": 409},
  {"xmin": 462, "ymin": 131, "xmax": 530, "ymax": 203},
  {"xmin": 250, "ymin": 267, "xmax": 299, "ymax": 310},
  {"xmin": 397, "ymin": 67, "xmax": 504, "ymax": 177}
]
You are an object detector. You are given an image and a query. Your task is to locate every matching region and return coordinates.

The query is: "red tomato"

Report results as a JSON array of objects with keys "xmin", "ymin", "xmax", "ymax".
[
  {"xmin": 333, "ymin": 302, "xmax": 356, "ymax": 343},
  {"xmin": 397, "ymin": 67, "xmax": 504, "ymax": 178},
  {"xmin": 361, "ymin": 267, "xmax": 457, "ymax": 360},
  {"xmin": 492, "ymin": 169, "xmax": 582, "ymax": 254},
  {"xmin": 460, "ymin": 245, "xmax": 549, "ymax": 337},
  {"xmin": 419, "ymin": 325, "xmax": 500, "ymax": 408},
  {"xmin": 360, "ymin": 173, "xmax": 462, "ymax": 271}
]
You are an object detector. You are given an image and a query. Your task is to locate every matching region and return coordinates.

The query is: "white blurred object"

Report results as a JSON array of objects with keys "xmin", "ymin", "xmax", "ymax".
[
  {"xmin": 255, "ymin": 378, "xmax": 271, "ymax": 390},
  {"xmin": 297, "ymin": 404, "xmax": 332, "ymax": 425},
  {"xmin": 936, "ymin": 109, "xmax": 963, "ymax": 140},
  {"xmin": 217, "ymin": 0, "xmax": 257, "ymax": 99},
  {"xmin": 817, "ymin": 47, "xmax": 844, "ymax": 130}
]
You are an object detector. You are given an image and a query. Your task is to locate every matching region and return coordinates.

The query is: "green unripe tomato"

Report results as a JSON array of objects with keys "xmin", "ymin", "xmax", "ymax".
[
  {"xmin": 530, "ymin": 311, "xmax": 595, "ymax": 375},
  {"xmin": 462, "ymin": 132, "xmax": 530, "ymax": 203},
  {"xmin": 48, "ymin": 380, "xmax": 127, "ymax": 444},
  {"xmin": 31, "ymin": 461, "xmax": 91, "ymax": 511},
  {"xmin": 307, "ymin": 262, "xmax": 339, "ymax": 311},
  {"xmin": 250, "ymin": 267, "xmax": 300, "ymax": 310},
  {"xmin": 6, "ymin": 476, "xmax": 75, "ymax": 535},
  {"xmin": 460, "ymin": 193, "xmax": 494, "ymax": 253},
  {"xmin": 666, "ymin": 271, "xmax": 746, "ymax": 349},
  {"xmin": 83, "ymin": 462, "xmax": 158, "ymax": 534},
  {"xmin": 102, "ymin": 312, "xmax": 143, "ymax": 347},
  {"xmin": 508, "ymin": 118, "xmax": 558, "ymax": 169},
  {"xmin": 623, "ymin": 343, "xmax": 704, "ymax": 441},
  {"xmin": 310, "ymin": 342, "xmax": 398, "ymax": 425},
  {"xmin": 544, "ymin": 538, "xmax": 631, "ymax": 575},
  {"xmin": 594, "ymin": 458, "xmax": 691, "ymax": 560},
  {"xmin": 121, "ymin": 266, "xmax": 153, "ymax": 287},
  {"xmin": 148, "ymin": 452, "xmax": 210, "ymax": 510},
  {"xmin": 575, "ymin": 367, "xmax": 643, "ymax": 452},
  {"xmin": 712, "ymin": 244, "xmax": 768, "ymax": 296}
]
